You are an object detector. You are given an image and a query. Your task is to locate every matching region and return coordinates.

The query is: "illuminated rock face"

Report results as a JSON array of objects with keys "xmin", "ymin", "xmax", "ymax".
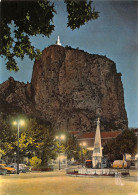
[
  {"xmin": 0, "ymin": 45, "xmax": 128, "ymax": 132},
  {"xmin": 0, "ymin": 77, "xmax": 35, "ymax": 115}
]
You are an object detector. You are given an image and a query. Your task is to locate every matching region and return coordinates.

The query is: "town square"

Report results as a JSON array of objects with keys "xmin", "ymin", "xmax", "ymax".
[
  {"xmin": 0, "ymin": 0, "xmax": 137, "ymax": 195},
  {"xmin": 0, "ymin": 170, "xmax": 138, "ymax": 195}
]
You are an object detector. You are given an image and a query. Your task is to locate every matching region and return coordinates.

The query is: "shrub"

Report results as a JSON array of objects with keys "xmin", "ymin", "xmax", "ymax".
[{"xmin": 29, "ymin": 156, "xmax": 42, "ymax": 168}]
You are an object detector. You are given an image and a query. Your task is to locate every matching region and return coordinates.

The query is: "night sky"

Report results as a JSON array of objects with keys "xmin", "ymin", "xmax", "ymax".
[{"xmin": 0, "ymin": 0, "xmax": 137, "ymax": 128}]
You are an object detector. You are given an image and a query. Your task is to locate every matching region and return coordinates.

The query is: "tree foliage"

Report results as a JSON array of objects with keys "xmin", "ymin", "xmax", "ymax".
[
  {"xmin": 0, "ymin": 0, "xmax": 99, "ymax": 71},
  {"xmin": 0, "ymin": 114, "xmax": 16, "ymax": 160},
  {"xmin": 1, "ymin": 0, "xmax": 55, "ymax": 71},
  {"xmin": 29, "ymin": 156, "xmax": 42, "ymax": 168},
  {"xmin": 103, "ymin": 130, "xmax": 137, "ymax": 161},
  {"xmin": 0, "ymin": 114, "xmax": 56, "ymax": 165},
  {"xmin": 64, "ymin": 133, "xmax": 80, "ymax": 160},
  {"xmin": 54, "ymin": 132, "xmax": 80, "ymax": 161},
  {"xmin": 116, "ymin": 129, "xmax": 137, "ymax": 156},
  {"xmin": 79, "ymin": 147, "xmax": 89, "ymax": 163},
  {"xmin": 21, "ymin": 118, "xmax": 56, "ymax": 166},
  {"xmin": 65, "ymin": 0, "xmax": 99, "ymax": 30},
  {"xmin": 56, "ymin": 132, "xmax": 90, "ymax": 162},
  {"xmin": 0, "ymin": 113, "xmax": 92, "ymax": 165}
]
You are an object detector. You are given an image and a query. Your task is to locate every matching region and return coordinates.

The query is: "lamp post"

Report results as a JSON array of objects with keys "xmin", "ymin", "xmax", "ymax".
[
  {"xmin": 56, "ymin": 135, "xmax": 65, "ymax": 170},
  {"xmin": 13, "ymin": 120, "xmax": 24, "ymax": 174}
]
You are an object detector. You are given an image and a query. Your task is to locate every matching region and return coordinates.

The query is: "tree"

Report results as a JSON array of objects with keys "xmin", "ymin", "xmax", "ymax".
[
  {"xmin": 0, "ymin": 115, "xmax": 56, "ymax": 166},
  {"xmin": 60, "ymin": 132, "xmax": 90, "ymax": 162},
  {"xmin": 103, "ymin": 139, "xmax": 122, "ymax": 162},
  {"xmin": 116, "ymin": 129, "xmax": 137, "ymax": 160},
  {"xmin": 0, "ymin": 114, "xmax": 16, "ymax": 163},
  {"xmin": 0, "ymin": 114, "xmax": 39, "ymax": 163},
  {"xmin": 103, "ymin": 130, "xmax": 137, "ymax": 161},
  {"xmin": 64, "ymin": 133, "xmax": 80, "ymax": 160},
  {"xmin": 0, "ymin": 0, "xmax": 99, "ymax": 71},
  {"xmin": 23, "ymin": 118, "xmax": 57, "ymax": 166},
  {"xmin": 79, "ymin": 147, "xmax": 90, "ymax": 163}
]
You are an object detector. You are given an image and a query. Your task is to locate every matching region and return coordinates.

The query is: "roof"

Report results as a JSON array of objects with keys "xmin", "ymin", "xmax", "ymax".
[
  {"xmin": 134, "ymin": 129, "xmax": 138, "ymax": 132},
  {"xmin": 78, "ymin": 131, "xmax": 121, "ymax": 139}
]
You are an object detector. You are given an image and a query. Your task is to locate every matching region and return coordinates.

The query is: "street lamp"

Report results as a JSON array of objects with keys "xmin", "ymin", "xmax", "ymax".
[
  {"xmin": 13, "ymin": 120, "xmax": 25, "ymax": 174},
  {"xmin": 55, "ymin": 135, "xmax": 65, "ymax": 170}
]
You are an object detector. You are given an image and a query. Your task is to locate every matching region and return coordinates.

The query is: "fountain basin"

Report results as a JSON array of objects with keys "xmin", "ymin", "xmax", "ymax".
[{"xmin": 66, "ymin": 168, "xmax": 129, "ymax": 177}]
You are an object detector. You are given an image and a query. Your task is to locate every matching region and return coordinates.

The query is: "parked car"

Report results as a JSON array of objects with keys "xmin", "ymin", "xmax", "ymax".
[
  {"xmin": 0, "ymin": 169, "xmax": 7, "ymax": 175},
  {"xmin": 19, "ymin": 164, "xmax": 31, "ymax": 172},
  {"xmin": 8, "ymin": 163, "xmax": 31, "ymax": 173},
  {"xmin": 85, "ymin": 159, "xmax": 109, "ymax": 169},
  {"xmin": 113, "ymin": 160, "xmax": 127, "ymax": 169},
  {"xmin": 0, "ymin": 164, "xmax": 16, "ymax": 174},
  {"xmin": 85, "ymin": 160, "xmax": 92, "ymax": 168},
  {"xmin": 68, "ymin": 161, "xmax": 81, "ymax": 165}
]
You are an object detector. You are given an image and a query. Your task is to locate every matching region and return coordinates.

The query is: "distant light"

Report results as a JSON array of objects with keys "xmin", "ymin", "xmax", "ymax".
[
  {"xmin": 55, "ymin": 135, "xmax": 65, "ymax": 140},
  {"xmin": 87, "ymin": 147, "xmax": 93, "ymax": 151},
  {"xmin": 83, "ymin": 142, "xmax": 87, "ymax": 146},
  {"xmin": 19, "ymin": 120, "xmax": 25, "ymax": 126},
  {"xmin": 13, "ymin": 121, "xmax": 17, "ymax": 125},
  {"xmin": 60, "ymin": 135, "xmax": 65, "ymax": 140},
  {"xmin": 13, "ymin": 120, "xmax": 25, "ymax": 126},
  {"xmin": 80, "ymin": 142, "xmax": 87, "ymax": 147}
]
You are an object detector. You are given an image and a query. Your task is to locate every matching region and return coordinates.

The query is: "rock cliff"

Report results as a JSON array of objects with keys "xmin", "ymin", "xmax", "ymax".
[{"xmin": 0, "ymin": 45, "xmax": 128, "ymax": 131}]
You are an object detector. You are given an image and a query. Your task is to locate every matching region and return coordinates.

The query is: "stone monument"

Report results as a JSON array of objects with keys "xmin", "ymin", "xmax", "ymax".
[
  {"xmin": 92, "ymin": 118, "xmax": 103, "ymax": 168},
  {"xmin": 56, "ymin": 36, "xmax": 61, "ymax": 46}
]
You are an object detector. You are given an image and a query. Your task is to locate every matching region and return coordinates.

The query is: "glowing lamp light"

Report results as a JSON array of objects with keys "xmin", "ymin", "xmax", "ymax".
[
  {"xmin": 13, "ymin": 120, "xmax": 25, "ymax": 126},
  {"xmin": 55, "ymin": 135, "xmax": 65, "ymax": 140},
  {"xmin": 80, "ymin": 142, "xmax": 87, "ymax": 147},
  {"xmin": 13, "ymin": 121, "xmax": 17, "ymax": 125},
  {"xmin": 60, "ymin": 135, "xmax": 65, "ymax": 140},
  {"xmin": 19, "ymin": 120, "xmax": 25, "ymax": 126}
]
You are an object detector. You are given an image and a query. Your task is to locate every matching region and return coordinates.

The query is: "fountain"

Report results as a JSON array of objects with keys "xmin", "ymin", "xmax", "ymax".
[{"xmin": 66, "ymin": 118, "xmax": 129, "ymax": 177}]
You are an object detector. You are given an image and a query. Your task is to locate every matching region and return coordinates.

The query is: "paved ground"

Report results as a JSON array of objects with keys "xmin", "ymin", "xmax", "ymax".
[{"xmin": 0, "ymin": 169, "xmax": 137, "ymax": 195}]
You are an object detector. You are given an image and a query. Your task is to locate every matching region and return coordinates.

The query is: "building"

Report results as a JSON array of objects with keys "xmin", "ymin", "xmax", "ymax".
[{"xmin": 70, "ymin": 131, "xmax": 121, "ymax": 151}]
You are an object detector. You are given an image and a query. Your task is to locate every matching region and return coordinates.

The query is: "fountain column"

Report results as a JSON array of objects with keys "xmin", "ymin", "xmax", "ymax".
[{"xmin": 92, "ymin": 118, "xmax": 103, "ymax": 168}]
